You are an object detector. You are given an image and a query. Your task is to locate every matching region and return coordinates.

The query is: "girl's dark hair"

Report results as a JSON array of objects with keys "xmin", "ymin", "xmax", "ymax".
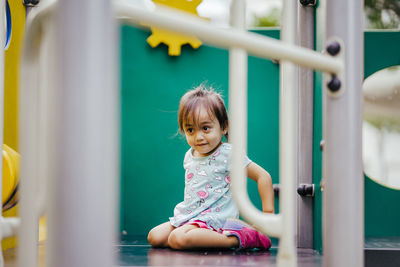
[{"xmin": 178, "ymin": 85, "xmax": 229, "ymax": 139}]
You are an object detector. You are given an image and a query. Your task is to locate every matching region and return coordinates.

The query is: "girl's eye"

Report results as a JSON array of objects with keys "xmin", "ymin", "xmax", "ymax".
[
  {"xmin": 203, "ymin": 126, "xmax": 209, "ymax": 131},
  {"xmin": 186, "ymin": 128, "xmax": 194, "ymax": 134}
]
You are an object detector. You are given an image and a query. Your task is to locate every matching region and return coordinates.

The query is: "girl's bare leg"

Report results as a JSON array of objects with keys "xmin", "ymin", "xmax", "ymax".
[
  {"xmin": 168, "ymin": 224, "xmax": 239, "ymax": 250},
  {"xmin": 147, "ymin": 222, "xmax": 175, "ymax": 247}
]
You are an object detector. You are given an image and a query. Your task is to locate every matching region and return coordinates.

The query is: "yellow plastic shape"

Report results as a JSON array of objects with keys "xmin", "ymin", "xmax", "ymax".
[
  {"xmin": 2, "ymin": 144, "xmax": 47, "ymax": 248},
  {"xmin": 4, "ymin": 0, "xmax": 27, "ymax": 150},
  {"xmin": 2, "ymin": 144, "xmax": 19, "ymax": 205},
  {"xmin": 2, "ymin": 144, "xmax": 20, "ymax": 251},
  {"xmin": 2, "ymin": 0, "xmax": 26, "ymax": 251},
  {"xmin": 146, "ymin": 0, "xmax": 203, "ymax": 56}
]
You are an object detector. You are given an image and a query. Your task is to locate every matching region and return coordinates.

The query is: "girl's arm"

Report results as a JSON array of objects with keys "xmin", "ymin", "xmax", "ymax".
[{"xmin": 246, "ymin": 162, "xmax": 274, "ymax": 213}]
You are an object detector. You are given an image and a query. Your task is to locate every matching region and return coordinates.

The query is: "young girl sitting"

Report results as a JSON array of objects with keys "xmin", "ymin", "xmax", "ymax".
[{"xmin": 147, "ymin": 85, "xmax": 274, "ymax": 250}]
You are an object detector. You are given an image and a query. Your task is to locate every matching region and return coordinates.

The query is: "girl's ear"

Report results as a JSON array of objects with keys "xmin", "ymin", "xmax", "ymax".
[{"xmin": 223, "ymin": 126, "xmax": 228, "ymax": 135}]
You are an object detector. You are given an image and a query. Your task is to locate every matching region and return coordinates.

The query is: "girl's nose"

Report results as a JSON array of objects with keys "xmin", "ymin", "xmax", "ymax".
[{"xmin": 195, "ymin": 131, "xmax": 204, "ymax": 140}]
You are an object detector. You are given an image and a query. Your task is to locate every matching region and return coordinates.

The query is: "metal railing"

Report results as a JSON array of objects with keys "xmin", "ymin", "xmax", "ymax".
[
  {"xmin": 18, "ymin": 1, "xmax": 57, "ymax": 267},
  {"xmin": 15, "ymin": 1, "xmax": 362, "ymax": 267},
  {"xmin": 113, "ymin": 1, "xmax": 342, "ymax": 266}
]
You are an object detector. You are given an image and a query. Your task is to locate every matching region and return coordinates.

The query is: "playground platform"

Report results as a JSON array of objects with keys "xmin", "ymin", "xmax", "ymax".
[{"xmin": 4, "ymin": 236, "xmax": 400, "ymax": 267}]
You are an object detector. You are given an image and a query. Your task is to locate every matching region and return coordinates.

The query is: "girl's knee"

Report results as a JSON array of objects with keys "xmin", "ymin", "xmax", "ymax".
[
  {"xmin": 168, "ymin": 230, "xmax": 192, "ymax": 250},
  {"xmin": 147, "ymin": 229, "xmax": 157, "ymax": 246},
  {"xmin": 147, "ymin": 228, "xmax": 166, "ymax": 247}
]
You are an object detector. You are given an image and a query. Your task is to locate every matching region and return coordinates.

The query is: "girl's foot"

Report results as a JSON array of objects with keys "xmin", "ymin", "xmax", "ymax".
[{"xmin": 222, "ymin": 219, "xmax": 271, "ymax": 250}]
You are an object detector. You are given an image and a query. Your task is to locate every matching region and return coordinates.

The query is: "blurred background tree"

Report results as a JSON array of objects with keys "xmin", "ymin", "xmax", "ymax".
[
  {"xmin": 252, "ymin": 7, "xmax": 281, "ymax": 27},
  {"xmin": 365, "ymin": 0, "xmax": 400, "ymax": 29},
  {"xmin": 250, "ymin": 0, "xmax": 400, "ymax": 29}
]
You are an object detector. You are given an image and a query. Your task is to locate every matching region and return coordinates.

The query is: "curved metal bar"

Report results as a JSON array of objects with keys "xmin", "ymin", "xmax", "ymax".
[
  {"xmin": 113, "ymin": 0, "xmax": 343, "ymax": 75},
  {"xmin": 228, "ymin": 0, "xmax": 283, "ymax": 239},
  {"xmin": 18, "ymin": 1, "xmax": 57, "ymax": 267},
  {"xmin": 277, "ymin": 0, "xmax": 298, "ymax": 265}
]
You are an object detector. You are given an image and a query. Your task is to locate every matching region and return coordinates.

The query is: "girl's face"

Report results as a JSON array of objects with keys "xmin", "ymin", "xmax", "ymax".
[{"xmin": 183, "ymin": 107, "xmax": 227, "ymax": 157}]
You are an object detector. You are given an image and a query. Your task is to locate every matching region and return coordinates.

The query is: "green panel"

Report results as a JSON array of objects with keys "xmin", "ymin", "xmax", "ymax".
[
  {"xmin": 364, "ymin": 30, "xmax": 400, "ymax": 237},
  {"xmin": 120, "ymin": 25, "xmax": 280, "ymax": 235},
  {"xmin": 364, "ymin": 31, "xmax": 400, "ymax": 78},
  {"xmin": 365, "ymin": 177, "xmax": 400, "ymax": 237},
  {"xmin": 313, "ymin": 5, "xmax": 323, "ymax": 253},
  {"xmin": 312, "ymin": 70, "xmax": 323, "ymax": 252},
  {"xmin": 248, "ymin": 30, "xmax": 281, "ymax": 214}
]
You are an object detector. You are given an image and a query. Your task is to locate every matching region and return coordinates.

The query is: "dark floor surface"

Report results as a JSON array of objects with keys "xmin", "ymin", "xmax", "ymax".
[
  {"xmin": 117, "ymin": 235, "xmax": 322, "ymax": 267},
  {"xmin": 365, "ymin": 237, "xmax": 400, "ymax": 267},
  {"xmin": 4, "ymin": 236, "xmax": 400, "ymax": 266}
]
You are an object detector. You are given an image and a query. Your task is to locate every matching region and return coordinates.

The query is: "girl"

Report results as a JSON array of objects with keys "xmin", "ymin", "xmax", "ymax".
[{"xmin": 147, "ymin": 85, "xmax": 274, "ymax": 250}]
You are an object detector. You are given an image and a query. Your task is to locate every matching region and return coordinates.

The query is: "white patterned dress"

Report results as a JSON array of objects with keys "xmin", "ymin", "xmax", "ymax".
[{"xmin": 169, "ymin": 143, "xmax": 251, "ymax": 231}]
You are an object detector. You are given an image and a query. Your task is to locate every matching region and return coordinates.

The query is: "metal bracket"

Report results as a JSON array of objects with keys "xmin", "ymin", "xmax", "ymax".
[
  {"xmin": 297, "ymin": 184, "xmax": 315, "ymax": 197},
  {"xmin": 325, "ymin": 38, "xmax": 345, "ymax": 98},
  {"xmin": 274, "ymin": 184, "xmax": 315, "ymax": 197},
  {"xmin": 23, "ymin": 0, "xmax": 40, "ymax": 7},
  {"xmin": 273, "ymin": 184, "xmax": 280, "ymax": 197},
  {"xmin": 299, "ymin": 0, "xmax": 317, "ymax": 7},
  {"xmin": 320, "ymin": 139, "xmax": 325, "ymax": 151}
]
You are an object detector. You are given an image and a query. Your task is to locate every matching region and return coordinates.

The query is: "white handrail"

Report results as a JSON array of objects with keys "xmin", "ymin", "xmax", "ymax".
[
  {"xmin": 228, "ymin": 0, "xmax": 283, "ymax": 238},
  {"xmin": 277, "ymin": 0, "xmax": 298, "ymax": 266},
  {"xmin": 18, "ymin": 1, "xmax": 57, "ymax": 267},
  {"xmin": 229, "ymin": 0, "xmax": 297, "ymax": 266},
  {"xmin": 20, "ymin": 1, "xmax": 118, "ymax": 267},
  {"xmin": 113, "ymin": 0, "xmax": 343, "ymax": 75}
]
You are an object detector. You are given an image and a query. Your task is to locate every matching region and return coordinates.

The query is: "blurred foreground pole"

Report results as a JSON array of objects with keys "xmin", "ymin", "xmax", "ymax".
[
  {"xmin": 323, "ymin": 0, "xmax": 364, "ymax": 266},
  {"xmin": 48, "ymin": 1, "xmax": 119, "ymax": 267}
]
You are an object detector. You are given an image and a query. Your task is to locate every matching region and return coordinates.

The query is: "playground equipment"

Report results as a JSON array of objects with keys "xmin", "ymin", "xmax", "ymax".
[
  {"xmin": 19, "ymin": 1, "xmax": 117, "ymax": 267},
  {"xmin": 144, "ymin": 0, "xmax": 203, "ymax": 56},
  {"xmin": 15, "ymin": 0, "xmax": 364, "ymax": 267},
  {"xmin": 114, "ymin": 0, "xmax": 361, "ymax": 266},
  {"xmin": 16, "ymin": 1, "xmax": 363, "ymax": 266}
]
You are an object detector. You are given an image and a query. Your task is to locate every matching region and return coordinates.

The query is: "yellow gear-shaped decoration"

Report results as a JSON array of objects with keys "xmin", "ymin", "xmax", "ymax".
[{"xmin": 146, "ymin": 0, "xmax": 203, "ymax": 56}]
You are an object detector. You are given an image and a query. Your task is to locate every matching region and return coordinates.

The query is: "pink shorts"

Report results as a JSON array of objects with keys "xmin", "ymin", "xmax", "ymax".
[{"xmin": 182, "ymin": 220, "xmax": 220, "ymax": 232}]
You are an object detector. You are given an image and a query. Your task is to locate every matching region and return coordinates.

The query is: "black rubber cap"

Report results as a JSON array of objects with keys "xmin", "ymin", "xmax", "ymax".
[
  {"xmin": 327, "ymin": 76, "xmax": 341, "ymax": 92},
  {"xmin": 327, "ymin": 42, "xmax": 341, "ymax": 56},
  {"xmin": 300, "ymin": 0, "xmax": 316, "ymax": 6}
]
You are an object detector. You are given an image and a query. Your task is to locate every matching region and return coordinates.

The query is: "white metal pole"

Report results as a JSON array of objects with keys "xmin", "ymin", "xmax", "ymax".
[
  {"xmin": 228, "ymin": 1, "xmax": 282, "ymax": 238},
  {"xmin": 19, "ymin": 5, "xmax": 54, "ymax": 267},
  {"xmin": 49, "ymin": 1, "xmax": 119, "ymax": 267},
  {"xmin": 228, "ymin": 0, "xmax": 249, "ymax": 240},
  {"xmin": 323, "ymin": 0, "xmax": 364, "ymax": 266},
  {"xmin": 18, "ymin": 1, "xmax": 58, "ymax": 264},
  {"xmin": 41, "ymin": 6, "xmax": 59, "ymax": 267},
  {"xmin": 297, "ymin": 2, "xmax": 315, "ymax": 249},
  {"xmin": 278, "ymin": 0, "xmax": 297, "ymax": 266},
  {"xmin": 18, "ymin": 2, "xmax": 52, "ymax": 265},
  {"xmin": 35, "ymin": 6, "xmax": 53, "ymax": 219},
  {"xmin": 18, "ymin": 39, "xmax": 40, "ymax": 267}
]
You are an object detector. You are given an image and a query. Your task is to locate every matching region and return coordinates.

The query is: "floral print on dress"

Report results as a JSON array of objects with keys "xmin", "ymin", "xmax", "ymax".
[{"xmin": 169, "ymin": 143, "xmax": 252, "ymax": 230}]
